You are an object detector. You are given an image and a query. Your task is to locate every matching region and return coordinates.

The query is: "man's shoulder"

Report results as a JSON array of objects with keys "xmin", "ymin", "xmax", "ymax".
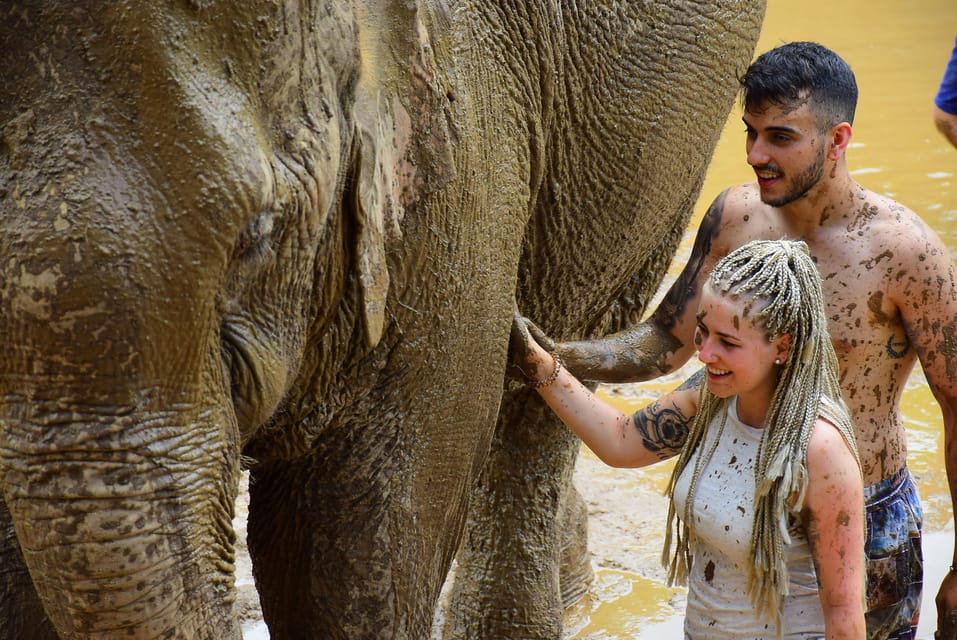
[
  {"xmin": 707, "ymin": 183, "xmax": 778, "ymax": 240},
  {"xmin": 855, "ymin": 189, "xmax": 941, "ymax": 248},
  {"xmin": 847, "ymin": 189, "xmax": 954, "ymax": 296},
  {"xmin": 719, "ymin": 182, "xmax": 762, "ymax": 210},
  {"xmin": 852, "ymin": 187, "xmax": 918, "ymax": 219}
]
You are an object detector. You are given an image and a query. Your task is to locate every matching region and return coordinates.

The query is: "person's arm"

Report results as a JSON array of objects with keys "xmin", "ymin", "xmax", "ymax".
[
  {"xmin": 803, "ymin": 419, "xmax": 866, "ymax": 640},
  {"xmin": 934, "ymin": 105, "xmax": 957, "ymax": 150},
  {"xmin": 552, "ymin": 190, "xmax": 734, "ymax": 384},
  {"xmin": 512, "ymin": 313, "xmax": 699, "ymax": 468},
  {"xmin": 888, "ymin": 216, "xmax": 957, "ymax": 637}
]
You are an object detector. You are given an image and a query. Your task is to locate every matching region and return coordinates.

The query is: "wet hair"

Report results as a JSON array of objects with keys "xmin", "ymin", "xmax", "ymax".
[
  {"xmin": 740, "ymin": 41, "xmax": 858, "ymax": 132},
  {"xmin": 662, "ymin": 239, "xmax": 860, "ymax": 624}
]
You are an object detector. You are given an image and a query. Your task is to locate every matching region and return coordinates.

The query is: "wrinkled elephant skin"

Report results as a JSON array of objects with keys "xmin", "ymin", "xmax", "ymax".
[{"xmin": 0, "ymin": 1, "xmax": 764, "ymax": 638}]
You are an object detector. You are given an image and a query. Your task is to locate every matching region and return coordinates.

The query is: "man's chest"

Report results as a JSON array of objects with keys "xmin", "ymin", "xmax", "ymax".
[{"xmin": 818, "ymin": 270, "xmax": 913, "ymax": 401}]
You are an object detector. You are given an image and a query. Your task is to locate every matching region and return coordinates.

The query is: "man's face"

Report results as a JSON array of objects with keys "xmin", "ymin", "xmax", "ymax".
[{"xmin": 743, "ymin": 101, "xmax": 828, "ymax": 208}]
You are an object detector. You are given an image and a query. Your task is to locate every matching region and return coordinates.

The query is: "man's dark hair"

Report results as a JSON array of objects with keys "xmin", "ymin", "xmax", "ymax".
[{"xmin": 740, "ymin": 41, "xmax": 858, "ymax": 130}]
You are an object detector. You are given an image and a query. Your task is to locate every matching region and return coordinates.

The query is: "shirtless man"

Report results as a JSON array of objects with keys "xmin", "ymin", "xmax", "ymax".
[{"xmin": 521, "ymin": 42, "xmax": 957, "ymax": 640}]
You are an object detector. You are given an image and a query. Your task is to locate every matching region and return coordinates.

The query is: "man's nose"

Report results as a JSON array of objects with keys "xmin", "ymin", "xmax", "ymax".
[{"xmin": 746, "ymin": 139, "xmax": 770, "ymax": 167}]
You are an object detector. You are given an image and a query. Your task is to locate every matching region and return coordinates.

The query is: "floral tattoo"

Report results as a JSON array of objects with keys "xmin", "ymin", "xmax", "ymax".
[{"xmin": 631, "ymin": 369, "xmax": 702, "ymax": 459}]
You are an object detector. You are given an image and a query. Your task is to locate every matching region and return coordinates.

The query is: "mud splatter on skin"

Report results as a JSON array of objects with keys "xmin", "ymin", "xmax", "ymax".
[
  {"xmin": 860, "ymin": 250, "xmax": 893, "ymax": 272},
  {"xmin": 936, "ymin": 273, "xmax": 951, "ymax": 302},
  {"xmin": 867, "ymin": 291, "xmax": 889, "ymax": 325},
  {"xmin": 817, "ymin": 204, "xmax": 833, "ymax": 227},
  {"xmin": 847, "ymin": 202, "xmax": 881, "ymax": 233},
  {"xmin": 941, "ymin": 320, "xmax": 957, "ymax": 379}
]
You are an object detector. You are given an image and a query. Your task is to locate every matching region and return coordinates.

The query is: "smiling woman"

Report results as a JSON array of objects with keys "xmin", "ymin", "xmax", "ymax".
[{"xmin": 512, "ymin": 239, "xmax": 865, "ymax": 639}]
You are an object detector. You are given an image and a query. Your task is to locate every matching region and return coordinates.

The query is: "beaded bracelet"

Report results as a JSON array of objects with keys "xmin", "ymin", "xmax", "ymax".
[{"xmin": 534, "ymin": 352, "xmax": 562, "ymax": 389}]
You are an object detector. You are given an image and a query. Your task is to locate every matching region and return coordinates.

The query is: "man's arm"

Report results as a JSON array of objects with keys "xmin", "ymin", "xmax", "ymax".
[
  {"xmin": 895, "ymin": 220, "xmax": 957, "ymax": 637},
  {"xmin": 555, "ymin": 190, "xmax": 733, "ymax": 383}
]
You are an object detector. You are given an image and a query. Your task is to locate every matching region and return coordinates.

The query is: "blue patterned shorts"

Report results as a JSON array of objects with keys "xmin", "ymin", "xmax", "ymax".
[{"xmin": 864, "ymin": 466, "xmax": 923, "ymax": 640}]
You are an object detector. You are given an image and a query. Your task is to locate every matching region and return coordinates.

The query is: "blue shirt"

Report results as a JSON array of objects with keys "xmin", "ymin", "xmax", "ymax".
[{"xmin": 935, "ymin": 36, "xmax": 957, "ymax": 115}]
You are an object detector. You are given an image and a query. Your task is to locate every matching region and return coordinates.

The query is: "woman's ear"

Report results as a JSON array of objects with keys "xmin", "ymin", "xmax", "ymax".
[{"xmin": 774, "ymin": 333, "xmax": 792, "ymax": 364}]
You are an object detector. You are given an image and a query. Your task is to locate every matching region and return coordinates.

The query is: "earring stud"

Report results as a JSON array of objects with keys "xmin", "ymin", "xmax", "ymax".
[{"xmin": 774, "ymin": 358, "xmax": 782, "ymax": 365}]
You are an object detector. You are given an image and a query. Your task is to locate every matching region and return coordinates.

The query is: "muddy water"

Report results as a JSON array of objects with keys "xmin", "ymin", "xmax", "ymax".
[{"xmin": 565, "ymin": 1, "xmax": 957, "ymax": 638}]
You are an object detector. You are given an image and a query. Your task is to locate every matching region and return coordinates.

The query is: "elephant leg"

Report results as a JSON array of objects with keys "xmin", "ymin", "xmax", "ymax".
[
  {"xmin": 248, "ymin": 457, "xmax": 340, "ymax": 639},
  {"xmin": 558, "ymin": 483, "xmax": 593, "ymax": 607},
  {"xmin": 248, "ymin": 427, "xmax": 405, "ymax": 640},
  {"xmin": 0, "ymin": 499, "xmax": 58, "ymax": 640},
  {"xmin": 443, "ymin": 389, "xmax": 584, "ymax": 639}
]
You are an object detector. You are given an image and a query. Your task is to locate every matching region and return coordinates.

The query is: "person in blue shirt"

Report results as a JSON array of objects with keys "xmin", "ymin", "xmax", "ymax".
[{"xmin": 933, "ymin": 36, "xmax": 957, "ymax": 149}]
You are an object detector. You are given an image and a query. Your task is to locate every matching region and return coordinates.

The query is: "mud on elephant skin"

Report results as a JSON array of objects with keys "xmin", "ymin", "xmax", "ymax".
[{"xmin": 0, "ymin": 1, "xmax": 764, "ymax": 638}]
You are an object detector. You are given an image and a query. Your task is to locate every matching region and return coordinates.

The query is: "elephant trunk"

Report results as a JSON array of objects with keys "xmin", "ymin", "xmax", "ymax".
[
  {"xmin": 1, "ymin": 407, "xmax": 238, "ymax": 637},
  {"xmin": 0, "ymin": 298, "xmax": 240, "ymax": 638},
  {"xmin": 0, "ymin": 174, "xmax": 243, "ymax": 638}
]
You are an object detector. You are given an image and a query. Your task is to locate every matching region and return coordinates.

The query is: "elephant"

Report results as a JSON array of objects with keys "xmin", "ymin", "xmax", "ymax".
[{"xmin": 0, "ymin": 1, "xmax": 765, "ymax": 638}]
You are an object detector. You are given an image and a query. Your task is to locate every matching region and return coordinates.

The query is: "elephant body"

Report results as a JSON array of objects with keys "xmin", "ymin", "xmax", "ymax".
[{"xmin": 0, "ymin": 1, "xmax": 764, "ymax": 638}]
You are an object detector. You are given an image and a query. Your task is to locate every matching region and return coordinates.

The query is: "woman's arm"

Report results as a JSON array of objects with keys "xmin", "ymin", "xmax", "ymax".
[
  {"xmin": 515, "ymin": 318, "xmax": 698, "ymax": 468},
  {"xmin": 803, "ymin": 419, "xmax": 866, "ymax": 639}
]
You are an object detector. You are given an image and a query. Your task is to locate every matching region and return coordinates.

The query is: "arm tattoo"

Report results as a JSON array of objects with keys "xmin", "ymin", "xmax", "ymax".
[
  {"xmin": 656, "ymin": 192, "xmax": 726, "ymax": 330},
  {"xmin": 632, "ymin": 399, "xmax": 693, "ymax": 459},
  {"xmin": 677, "ymin": 367, "xmax": 706, "ymax": 391}
]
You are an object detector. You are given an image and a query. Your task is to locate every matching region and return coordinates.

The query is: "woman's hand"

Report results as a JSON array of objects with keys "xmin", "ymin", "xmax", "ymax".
[{"xmin": 508, "ymin": 312, "xmax": 556, "ymax": 383}]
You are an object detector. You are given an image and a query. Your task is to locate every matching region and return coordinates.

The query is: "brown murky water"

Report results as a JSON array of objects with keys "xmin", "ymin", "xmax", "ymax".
[{"xmin": 565, "ymin": 1, "xmax": 957, "ymax": 638}]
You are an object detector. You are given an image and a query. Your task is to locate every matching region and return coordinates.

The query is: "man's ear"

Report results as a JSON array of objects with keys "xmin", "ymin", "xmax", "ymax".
[{"xmin": 827, "ymin": 122, "xmax": 853, "ymax": 160}]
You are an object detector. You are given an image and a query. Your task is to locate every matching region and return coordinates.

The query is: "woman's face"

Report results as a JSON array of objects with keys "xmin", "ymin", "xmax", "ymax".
[{"xmin": 694, "ymin": 287, "xmax": 790, "ymax": 425}]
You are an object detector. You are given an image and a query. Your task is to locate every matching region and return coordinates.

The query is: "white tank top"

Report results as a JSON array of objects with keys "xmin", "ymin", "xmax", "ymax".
[{"xmin": 671, "ymin": 398, "xmax": 826, "ymax": 639}]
